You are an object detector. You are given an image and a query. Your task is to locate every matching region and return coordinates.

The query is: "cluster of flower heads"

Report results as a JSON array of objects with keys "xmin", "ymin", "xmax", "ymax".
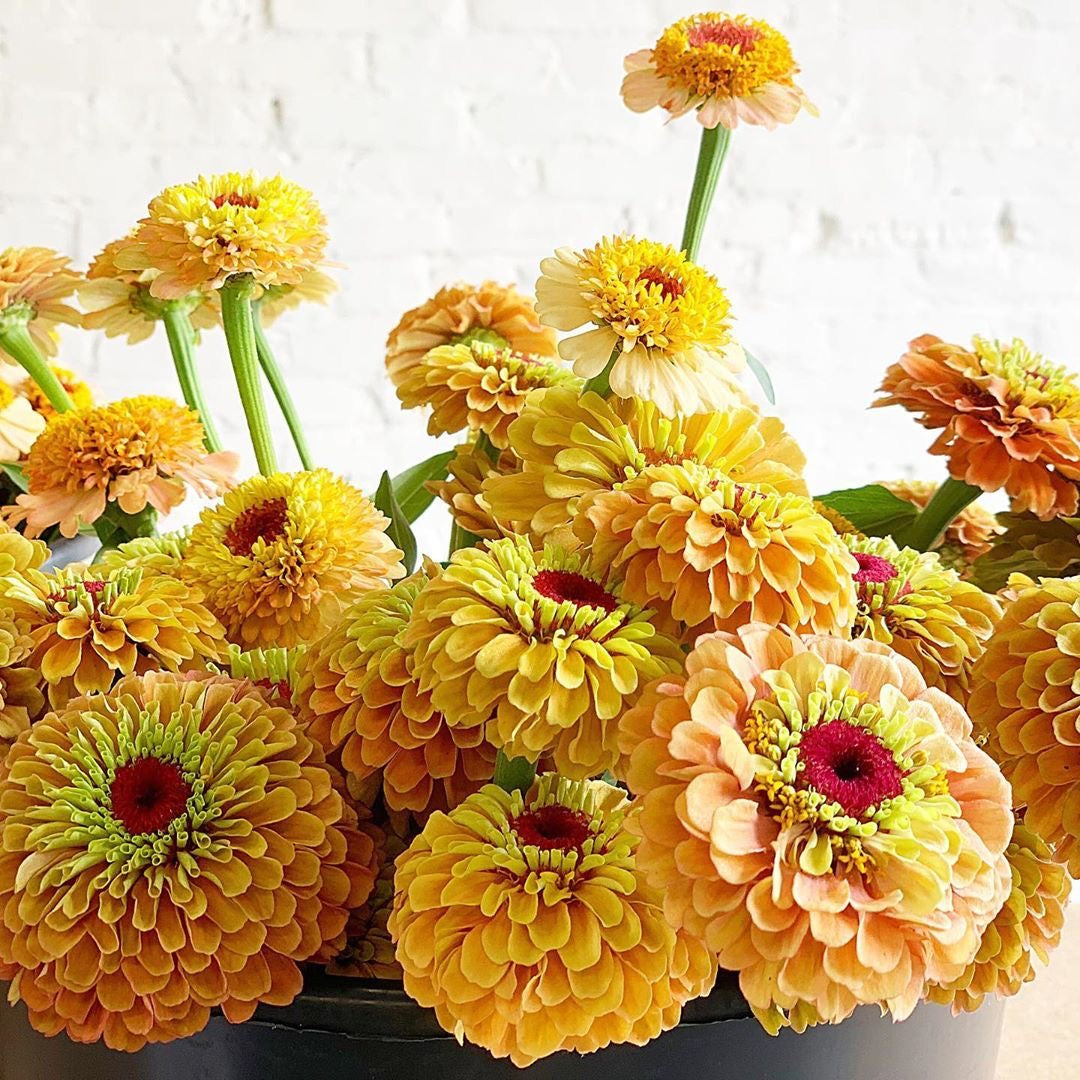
[{"xmin": 0, "ymin": 6, "xmax": 1075, "ymax": 1071}]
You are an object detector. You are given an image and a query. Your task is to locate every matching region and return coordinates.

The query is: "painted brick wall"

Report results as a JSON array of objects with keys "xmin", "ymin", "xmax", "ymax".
[{"xmin": 2, "ymin": 0, "xmax": 1075, "ymax": 545}]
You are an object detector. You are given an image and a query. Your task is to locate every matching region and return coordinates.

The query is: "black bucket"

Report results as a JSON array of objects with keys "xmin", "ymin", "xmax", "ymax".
[{"xmin": 0, "ymin": 969, "xmax": 1004, "ymax": 1080}]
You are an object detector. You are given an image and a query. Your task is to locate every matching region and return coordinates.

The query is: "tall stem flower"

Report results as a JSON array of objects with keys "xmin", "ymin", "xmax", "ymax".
[
  {"xmin": 159, "ymin": 301, "xmax": 223, "ymax": 452},
  {"xmin": 682, "ymin": 124, "xmax": 732, "ymax": 261},
  {"xmin": 253, "ymin": 299, "xmax": 314, "ymax": 469}
]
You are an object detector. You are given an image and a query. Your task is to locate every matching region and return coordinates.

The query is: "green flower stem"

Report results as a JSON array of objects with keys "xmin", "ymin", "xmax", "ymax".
[
  {"xmin": 475, "ymin": 431, "xmax": 499, "ymax": 464},
  {"xmin": 493, "ymin": 749, "xmax": 537, "ymax": 795},
  {"xmin": 220, "ymin": 275, "xmax": 278, "ymax": 476},
  {"xmin": 898, "ymin": 476, "xmax": 983, "ymax": 552},
  {"xmin": 252, "ymin": 301, "xmax": 314, "ymax": 471},
  {"xmin": 582, "ymin": 343, "xmax": 622, "ymax": 398},
  {"xmin": 680, "ymin": 123, "xmax": 732, "ymax": 262},
  {"xmin": 0, "ymin": 316, "xmax": 73, "ymax": 413},
  {"xmin": 160, "ymin": 303, "xmax": 222, "ymax": 452}
]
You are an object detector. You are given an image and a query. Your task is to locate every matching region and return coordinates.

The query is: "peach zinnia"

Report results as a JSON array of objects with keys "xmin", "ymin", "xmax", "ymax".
[
  {"xmin": 385, "ymin": 281, "xmax": 556, "ymax": 389},
  {"xmin": 0, "ymin": 671, "xmax": 376, "ymax": 1051},
  {"xmin": 622, "ymin": 13, "xmax": 816, "ymax": 130},
  {"xmin": 969, "ymin": 574, "xmax": 1080, "ymax": 877},
  {"xmin": 296, "ymin": 572, "xmax": 496, "ymax": 816},
  {"xmin": 4, "ymin": 396, "xmax": 237, "ymax": 538},
  {"xmin": 621, "ymin": 626, "xmax": 1013, "ymax": 1033},
  {"xmin": 578, "ymin": 461, "xmax": 857, "ymax": 639},
  {"xmin": 0, "ymin": 246, "xmax": 81, "ymax": 360},
  {"xmin": 875, "ymin": 335, "xmax": 1080, "ymax": 519},
  {"xmin": 389, "ymin": 775, "xmax": 717, "ymax": 1067}
]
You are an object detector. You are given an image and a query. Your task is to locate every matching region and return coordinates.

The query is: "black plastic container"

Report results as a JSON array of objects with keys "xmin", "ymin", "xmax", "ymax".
[{"xmin": 0, "ymin": 970, "xmax": 1004, "ymax": 1080}]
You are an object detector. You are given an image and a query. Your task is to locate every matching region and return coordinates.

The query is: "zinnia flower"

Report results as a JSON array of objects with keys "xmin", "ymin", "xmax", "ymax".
[
  {"xmin": 223, "ymin": 643, "xmax": 302, "ymax": 709},
  {"xmin": 327, "ymin": 826, "xmax": 406, "ymax": 980},
  {"xmin": 0, "ymin": 531, "xmax": 45, "ymax": 746},
  {"xmin": 79, "ymin": 234, "xmax": 219, "ymax": 344},
  {"xmin": 970, "ymin": 511, "xmax": 1080, "ymax": 593},
  {"xmin": 17, "ymin": 364, "xmax": 94, "ymax": 420},
  {"xmin": 846, "ymin": 535, "xmax": 1001, "ymax": 700},
  {"xmin": 3, "ymin": 396, "xmax": 237, "ymax": 538},
  {"xmin": 0, "ymin": 247, "xmax": 81, "ymax": 360},
  {"xmin": 0, "ymin": 564, "xmax": 226, "ymax": 709},
  {"xmin": 622, "ymin": 13, "xmax": 816, "ymax": 130},
  {"xmin": 536, "ymin": 236, "xmax": 743, "ymax": 416},
  {"xmin": 296, "ymin": 572, "xmax": 496, "ymax": 815},
  {"xmin": 0, "ymin": 377, "xmax": 44, "ymax": 459},
  {"xmin": 395, "ymin": 338, "xmax": 578, "ymax": 448},
  {"xmin": 875, "ymin": 335, "xmax": 1080, "ymax": 519},
  {"xmin": 0, "ymin": 670, "xmax": 377, "ymax": 1050},
  {"xmin": 880, "ymin": 479, "xmax": 1002, "ymax": 572},
  {"xmin": 969, "ymin": 574, "xmax": 1080, "ymax": 876},
  {"xmin": 406, "ymin": 537, "xmax": 684, "ymax": 778},
  {"xmin": 578, "ymin": 461, "xmax": 857, "ymax": 638},
  {"xmin": 388, "ymin": 775, "xmax": 717, "ymax": 1067},
  {"xmin": 114, "ymin": 172, "xmax": 328, "ymax": 299},
  {"xmin": 620, "ymin": 626, "xmax": 1013, "ymax": 1033},
  {"xmin": 483, "ymin": 387, "xmax": 806, "ymax": 541},
  {"xmin": 386, "ymin": 281, "xmax": 557, "ymax": 389},
  {"xmin": 926, "ymin": 819, "xmax": 1070, "ymax": 1013},
  {"xmin": 181, "ymin": 469, "xmax": 404, "ymax": 648},
  {"xmin": 428, "ymin": 440, "xmax": 522, "ymax": 541}
]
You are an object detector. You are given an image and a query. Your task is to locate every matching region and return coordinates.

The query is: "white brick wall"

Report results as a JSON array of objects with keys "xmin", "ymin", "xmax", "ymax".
[{"xmin": 2, "ymin": 0, "xmax": 1076, "ymax": 548}]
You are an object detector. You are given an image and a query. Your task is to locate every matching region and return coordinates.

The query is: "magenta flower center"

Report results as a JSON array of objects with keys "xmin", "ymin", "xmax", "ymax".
[
  {"xmin": 799, "ymin": 721, "xmax": 903, "ymax": 816},
  {"xmin": 110, "ymin": 757, "xmax": 192, "ymax": 835},
  {"xmin": 852, "ymin": 552, "xmax": 899, "ymax": 585},
  {"xmin": 688, "ymin": 20, "xmax": 761, "ymax": 52},
  {"xmin": 224, "ymin": 497, "xmax": 289, "ymax": 555},
  {"xmin": 532, "ymin": 570, "xmax": 617, "ymax": 612},
  {"xmin": 637, "ymin": 265, "xmax": 685, "ymax": 301},
  {"xmin": 511, "ymin": 805, "xmax": 591, "ymax": 852}
]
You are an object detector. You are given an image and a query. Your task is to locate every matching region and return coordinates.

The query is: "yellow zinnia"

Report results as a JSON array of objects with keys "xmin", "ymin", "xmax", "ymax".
[
  {"xmin": 428, "ymin": 440, "xmax": 522, "ymax": 541},
  {"xmin": 181, "ymin": 469, "xmax": 405, "ymax": 648},
  {"xmin": 389, "ymin": 775, "xmax": 717, "ymax": 1067},
  {"xmin": 484, "ymin": 386, "xmax": 806, "ymax": 540},
  {"xmin": 404, "ymin": 536, "xmax": 683, "ymax": 777},
  {"xmin": 114, "ymin": 172, "xmax": 328, "ymax": 299},
  {"xmin": 536, "ymin": 236, "xmax": 743, "ymax": 415},
  {"xmin": 0, "ymin": 377, "xmax": 44, "ymax": 460}
]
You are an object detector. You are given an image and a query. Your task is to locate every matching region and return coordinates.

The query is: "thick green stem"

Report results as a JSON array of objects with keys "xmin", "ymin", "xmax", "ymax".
[
  {"xmin": 220, "ymin": 275, "xmax": 278, "ymax": 476},
  {"xmin": 898, "ymin": 476, "xmax": 983, "ymax": 552},
  {"xmin": 253, "ymin": 302, "xmax": 314, "ymax": 470},
  {"xmin": 0, "ymin": 317, "xmax": 73, "ymax": 413},
  {"xmin": 582, "ymin": 344, "xmax": 621, "ymax": 399},
  {"xmin": 680, "ymin": 124, "xmax": 732, "ymax": 262},
  {"xmin": 160, "ymin": 303, "xmax": 222, "ymax": 452},
  {"xmin": 493, "ymin": 749, "xmax": 537, "ymax": 795}
]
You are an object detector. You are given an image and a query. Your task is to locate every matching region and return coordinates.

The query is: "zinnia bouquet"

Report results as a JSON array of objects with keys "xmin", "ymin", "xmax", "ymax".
[{"xmin": 0, "ymin": 8, "xmax": 1071, "ymax": 1071}]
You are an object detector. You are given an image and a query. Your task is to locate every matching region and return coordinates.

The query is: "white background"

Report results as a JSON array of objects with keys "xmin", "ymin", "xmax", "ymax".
[{"xmin": 3, "ymin": 0, "xmax": 1076, "ymax": 547}]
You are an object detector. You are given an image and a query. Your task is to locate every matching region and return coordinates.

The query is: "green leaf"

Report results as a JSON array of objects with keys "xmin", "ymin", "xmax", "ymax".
[
  {"xmin": 744, "ymin": 348, "xmax": 775, "ymax": 405},
  {"xmin": 391, "ymin": 450, "xmax": 454, "ymax": 523},
  {"xmin": 0, "ymin": 462, "xmax": 28, "ymax": 492},
  {"xmin": 374, "ymin": 469, "xmax": 418, "ymax": 574},
  {"xmin": 815, "ymin": 484, "xmax": 918, "ymax": 538}
]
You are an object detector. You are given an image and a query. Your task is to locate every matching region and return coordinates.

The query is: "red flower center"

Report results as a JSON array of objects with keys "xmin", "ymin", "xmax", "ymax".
[
  {"xmin": 532, "ymin": 570, "xmax": 617, "ymax": 612},
  {"xmin": 213, "ymin": 192, "xmax": 260, "ymax": 209},
  {"xmin": 799, "ymin": 721, "xmax": 904, "ymax": 816},
  {"xmin": 223, "ymin": 497, "xmax": 289, "ymax": 555},
  {"xmin": 637, "ymin": 265, "xmax": 685, "ymax": 301},
  {"xmin": 110, "ymin": 757, "xmax": 192, "ymax": 835},
  {"xmin": 852, "ymin": 553, "xmax": 899, "ymax": 585},
  {"xmin": 511, "ymin": 805, "xmax": 591, "ymax": 852},
  {"xmin": 47, "ymin": 578, "xmax": 107, "ymax": 608},
  {"xmin": 255, "ymin": 677, "xmax": 293, "ymax": 706},
  {"xmin": 688, "ymin": 20, "xmax": 761, "ymax": 52}
]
